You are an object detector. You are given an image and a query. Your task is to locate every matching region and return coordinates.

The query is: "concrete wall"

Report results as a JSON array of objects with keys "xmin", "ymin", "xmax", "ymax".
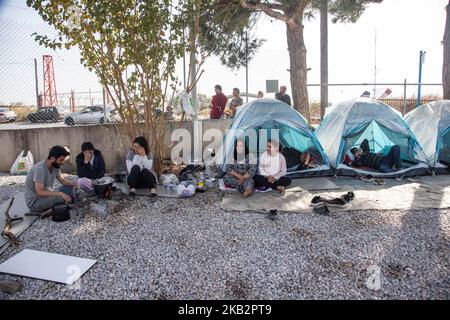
[{"xmin": 0, "ymin": 119, "xmax": 232, "ymax": 173}]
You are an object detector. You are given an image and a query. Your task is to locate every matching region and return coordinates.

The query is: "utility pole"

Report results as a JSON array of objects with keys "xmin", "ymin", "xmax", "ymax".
[
  {"xmin": 373, "ymin": 30, "xmax": 377, "ymax": 98},
  {"xmin": 320, "ymin": 0, "xmax": 328, "ymax": 120},
  {"xmin": 245, "ymin": 31, "xmax": 249, "ymax": 103}
]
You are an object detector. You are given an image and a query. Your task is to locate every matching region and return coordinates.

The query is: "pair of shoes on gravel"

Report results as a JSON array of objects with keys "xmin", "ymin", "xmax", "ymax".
[{"xmin": 311, "ymin": 191, "xmax": 355, "ymax": 208}]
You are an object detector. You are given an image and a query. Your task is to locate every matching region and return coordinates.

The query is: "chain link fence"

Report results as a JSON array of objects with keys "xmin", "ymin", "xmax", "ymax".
[{"xmin": 0, "ymin": 18, "xmax": 444, "ymax": 126}]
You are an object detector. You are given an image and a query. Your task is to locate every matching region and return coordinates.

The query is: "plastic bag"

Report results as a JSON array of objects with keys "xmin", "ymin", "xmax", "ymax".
[
  {"xmin": 10, "ymin": 150, "xmax": 34, "ymax": 175},
  {"xmin": 160, "ymin": 173, "xmax": 179, "ymax": 186},
  {"xmin": 177, "ymin": 184, "xmax": 195, "ymax": 198}
]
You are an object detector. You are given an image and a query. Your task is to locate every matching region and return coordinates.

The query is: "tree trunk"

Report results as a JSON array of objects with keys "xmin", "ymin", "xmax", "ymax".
[
  {"xmin": 286, "ymin": 20, "xmax": 310, "ymax": 124},
  {"xmin": 444, "ymin": 1, "xmax": 450, "ymax": 99}
]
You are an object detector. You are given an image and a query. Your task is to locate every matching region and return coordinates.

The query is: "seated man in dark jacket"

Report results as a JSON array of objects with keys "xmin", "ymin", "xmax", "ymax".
[
  {"xmin": 350, "ymin": 139, "xmax": 402, "ymax": 173},
  {"xmin": 76, "ymin": 142, "xmax": 105, "ymax": 179}
]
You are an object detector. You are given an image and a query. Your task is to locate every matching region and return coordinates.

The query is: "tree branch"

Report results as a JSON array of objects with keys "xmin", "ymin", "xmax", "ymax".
[{"xmin": 238, "ymin": 0, "xmax": 291, "ymax": 23}]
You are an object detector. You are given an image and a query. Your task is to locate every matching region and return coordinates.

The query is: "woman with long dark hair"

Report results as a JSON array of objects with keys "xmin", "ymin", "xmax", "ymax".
[
  {"xmin": 126, "ymin": 136, "xmax": 157, "ymax": 196},
  {"xmin": 253, "ymin": 139, "xmax": 291, "ymax": 193},
  {"xmin": 222, "ymin": 139, "xmax": 257, "ymax": 198}
]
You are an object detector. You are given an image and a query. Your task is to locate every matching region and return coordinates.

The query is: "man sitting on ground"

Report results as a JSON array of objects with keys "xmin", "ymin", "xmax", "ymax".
[
  {"xmin": 25, "ymin": 145, "xmax": 79, "ymax": 212},
  {"xmin": 76, "ymin": 141, "xmax": 105, "ymax": 180},
  {"xmin": 349, "ymin": 139, "xmax": 402, "ymax": 173}
]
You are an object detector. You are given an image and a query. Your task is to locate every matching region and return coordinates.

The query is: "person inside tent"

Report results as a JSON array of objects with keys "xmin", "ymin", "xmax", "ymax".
[
  {"xmin": 222, "ymin": 139, "xmax": 257, "ymax": 198},
  {"xmin": 281, "ymin": 146, "xmax": 318, "ymax": 171},
  {"xmin": 254, "ymin": 139, "xmax": 292, "ymax": 192},
  {"xmin": 348, "ymin": 139, "xmax": 402, "ymax": 173}
]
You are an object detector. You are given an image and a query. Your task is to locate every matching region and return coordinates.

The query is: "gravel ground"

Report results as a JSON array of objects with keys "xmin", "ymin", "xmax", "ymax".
[{"xmin": 0, "ymin": 174, "xmax": 448, "ymax": 300}]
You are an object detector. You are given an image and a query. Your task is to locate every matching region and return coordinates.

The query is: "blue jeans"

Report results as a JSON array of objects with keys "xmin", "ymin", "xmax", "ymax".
[{"xmin": 379, "ymin": 145, "xmax": 402, "ymax": 173}]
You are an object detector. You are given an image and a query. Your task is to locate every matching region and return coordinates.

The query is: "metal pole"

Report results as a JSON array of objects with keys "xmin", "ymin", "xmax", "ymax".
[
  {"xmin": 403, "ymin": 79, "xmax": 407, "ymax": 116},
  {"xmin": 320, "ymin": 0, "xmax": 328, "ymax": 120},
  {"xmin": 34, "ymin": 58, "xmax": 40, "ymax": 109},
  {"xmin": 89, "ymin": 88, "xmax": 92, "ymax": 107},
  {"xmin": 245, "ymin": 31, "xmax": 249, "ymax": 103},
  {"xmin": 373, "ymin": 30, "xmax": 377, "ymax": 98},
  {"xmin": 182, "ymin": 24, "xmax": 187, "ymax": 90},
  {"xmin": 417, "ymin": 50, "xmax": 424, "ymax": 108},
  {"xmin": 103, "ymin": 87, "xmax": 107, "ymax": 124}
]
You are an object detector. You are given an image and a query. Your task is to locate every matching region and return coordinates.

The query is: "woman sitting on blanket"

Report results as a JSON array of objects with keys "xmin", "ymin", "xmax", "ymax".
[
  {"xmin": 126, "ymin": 136, "xmax": 158, "ymax": 196},
  {"xmin": 223, "ymin": 139, "xmax": 257, "ymax": 198},
  {"xmin": 254, "ymin": 139, "xmax": 292, "ymax": 193}
]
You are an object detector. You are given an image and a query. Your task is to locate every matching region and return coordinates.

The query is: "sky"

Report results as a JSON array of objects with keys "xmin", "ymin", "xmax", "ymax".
[{"xmin": 0, "ymin": 0, "xmax": 448, "ymax": 106}]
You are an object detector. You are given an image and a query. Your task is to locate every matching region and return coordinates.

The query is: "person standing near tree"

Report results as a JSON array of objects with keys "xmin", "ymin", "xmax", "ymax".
[
  {"xmin": 275, "ymin": 86, "xmax": 292, "ymax": 106},
  {"xmin": 229, "ymin": 87, "xmax": 243, "ymax": 118},
  {"xmin": 210, "ymin": 85, "xmax": 228, "ymax": 119}
]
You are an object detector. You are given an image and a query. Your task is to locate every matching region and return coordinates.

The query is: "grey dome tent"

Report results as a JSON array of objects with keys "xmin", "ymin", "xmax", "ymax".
[
  {"xmin": 315, "ymin": 98, "xmax": 429, "ymax": 178},
  {"xmin": 405, "ymin": 100, "xmax": 450, "ymax": 173},
  {"xmin": 215, "ymin": 98, "xmax": 331, "ymax": 178}
]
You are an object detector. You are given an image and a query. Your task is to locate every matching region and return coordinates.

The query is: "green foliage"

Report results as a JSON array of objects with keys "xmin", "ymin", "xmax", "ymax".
[
  {"xmin": 188, "ymin": 0, "xmax": 265, "ymax": 70},
  {"xmin": 27, "ymin": 0, "xmax": 186, "ymax": 172},
  {"xmin": 307, "ymin": 0, "xmax": 383, "ymax": 22}
]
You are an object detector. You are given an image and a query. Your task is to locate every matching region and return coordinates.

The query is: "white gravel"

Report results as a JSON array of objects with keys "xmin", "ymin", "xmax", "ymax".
[{"xmin": 0, "ymin": 174, "xmax": 448, "ymax": 300}]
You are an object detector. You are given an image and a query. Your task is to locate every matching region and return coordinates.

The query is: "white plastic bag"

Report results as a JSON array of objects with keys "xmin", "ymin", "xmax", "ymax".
[
  {"xmin": 160, "ymin": 173, "xmax": 179, "ymax": 186},
  {"xmin": 177, "ymin": 184, "xmax": 195, "ymax": 198},
  {"xmin": 10, "ymin": 150, "xmax": 34, "ymax": 175}
]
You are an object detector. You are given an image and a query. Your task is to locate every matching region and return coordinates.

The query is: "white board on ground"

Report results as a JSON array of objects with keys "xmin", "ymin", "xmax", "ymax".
[{"xmin": 0, "ymin": 249, "xmax": 97, "ymax": 284}]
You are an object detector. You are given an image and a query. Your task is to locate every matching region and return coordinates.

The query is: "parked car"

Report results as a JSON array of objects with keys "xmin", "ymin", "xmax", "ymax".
[
  {"xmin": 64, "ymin": 105, "xmax": 114, "ymax": 125},
  {"xmin": 0, "ymin": 108, "xmax": 17, "ymax": 123},
  {"xmin": 27, "ymin": 107, "xmax": 61, "ymax": 123}
]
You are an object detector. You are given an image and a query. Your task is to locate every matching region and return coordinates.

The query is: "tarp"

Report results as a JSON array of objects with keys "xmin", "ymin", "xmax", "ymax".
[
  {"xmin": 315, "ymin": 98, "xmax": 429, "ymax": 177},
  {"xmin": 405, "ymin": 100, "xmax": 450, "ymax": 170},
  {"xmin": 215, "ymin": 98, "xmax": 331, "ymax": 178}
]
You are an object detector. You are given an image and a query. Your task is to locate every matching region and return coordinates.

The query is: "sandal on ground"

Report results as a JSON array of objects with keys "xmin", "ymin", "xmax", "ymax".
[
  {"xmin": 129, "ymin": 188, "xmax": 136, "ymax": 196},
  {"xmin": 311, "ymin": 196, "xmax": 327, "ymax": 207},
  {"xmin": 360, "ymin": 175, "xmax": 374, "ymax": 182}
]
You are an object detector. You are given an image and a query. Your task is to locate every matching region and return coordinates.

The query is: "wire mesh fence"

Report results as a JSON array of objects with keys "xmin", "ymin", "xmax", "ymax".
[{"xmin": 0, "ymin": 18, "xmax": 444, "ymax": 127}]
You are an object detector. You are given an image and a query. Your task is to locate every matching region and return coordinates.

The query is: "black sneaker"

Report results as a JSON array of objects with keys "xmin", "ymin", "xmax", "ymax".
[
  {"xmin": 311, "ymin": 196, "xmax": 327, "ymax": 207},
  {"xmin": 268, "ymin": 209, "xmax": 279, "ymax": 221},
  {"xmin": 324, "ymin": 198, "xmax": 347, "ymax": 208},
  {"xmin": 340, "ymin": 191, "xmax": 355, "ymax": 203}
]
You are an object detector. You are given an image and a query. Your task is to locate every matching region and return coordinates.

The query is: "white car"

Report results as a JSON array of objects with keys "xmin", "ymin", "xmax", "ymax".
[
  {"xmin": 0, "ymin": 108, "xmax": 17, "ymax": 123},
  {"xmin": 64, "ymin": 105, "xmax": 114, "ymax": 125}
]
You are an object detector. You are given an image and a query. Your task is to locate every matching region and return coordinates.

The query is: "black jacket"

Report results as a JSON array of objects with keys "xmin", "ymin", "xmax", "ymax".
[
  {"xmin": 76, "ymin": 149, "xmax": 106, "ymax": 179},
  {"xmin": 275, "ymin": 92, "xmax": 292, "ymax": 106}
]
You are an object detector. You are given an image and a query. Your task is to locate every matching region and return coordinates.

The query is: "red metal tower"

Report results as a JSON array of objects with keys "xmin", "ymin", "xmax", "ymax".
[{"xmin": 42, "ymin": 55, "xmax": 58, "ymax": 107}]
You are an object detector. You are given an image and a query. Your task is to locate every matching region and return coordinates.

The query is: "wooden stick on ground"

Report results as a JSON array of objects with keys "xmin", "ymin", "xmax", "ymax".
[{"xmin": 1, "ymin": 197, "xmax": 23, "ymax": 246}]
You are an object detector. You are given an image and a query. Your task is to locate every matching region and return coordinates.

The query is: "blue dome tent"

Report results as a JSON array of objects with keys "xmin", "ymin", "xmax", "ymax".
[
  {"xmin": 405, "ymin": 100, "xmax": 450, "ymax": 173},
  {"xmin": 315, "ymin": 98, "xmax": 429, "ymax": 178},
  {"xmin": 215, "ymin": 98, "xmax": 331, "ymax": 178}
]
